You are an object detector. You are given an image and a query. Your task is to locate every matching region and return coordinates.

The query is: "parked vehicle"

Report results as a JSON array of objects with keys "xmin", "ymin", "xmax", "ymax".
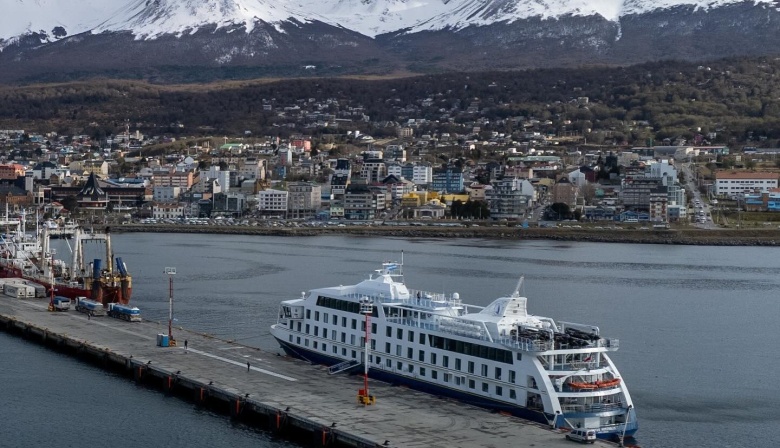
[
  {"xmin": 52, "ymin": 296, "xmax": 71, "ymax": 311},
  {"xmin": 566, "ymin": 429, "xmax": 597, "ymax": 444},
  {"xmin": 75, "ymin": 297, "xmax": 106, "ymax": 316},
  {"xmin": 107, "ymin": 303, "xmax": 141, "ymax": 322}
]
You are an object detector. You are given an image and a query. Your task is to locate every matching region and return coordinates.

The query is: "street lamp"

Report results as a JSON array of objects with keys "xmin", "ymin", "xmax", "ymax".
[{"xmin": 165, "ymin": 267, "xmax": 176, "ymax": 344}]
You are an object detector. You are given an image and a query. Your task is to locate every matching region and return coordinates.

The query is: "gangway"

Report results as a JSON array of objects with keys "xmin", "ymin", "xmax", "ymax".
[{"xmin": 328, "ymin": 359, "xmax": 360, "ymax": 375}]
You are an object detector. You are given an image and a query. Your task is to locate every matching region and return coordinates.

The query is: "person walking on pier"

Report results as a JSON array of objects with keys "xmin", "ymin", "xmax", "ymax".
[
  {"xmin": 184, "ymin": 339, "xmax": 188, "ymax": 352},
  {"xmin": 247, "ymin": 361, "xmax": 250, "ymax": 371}
]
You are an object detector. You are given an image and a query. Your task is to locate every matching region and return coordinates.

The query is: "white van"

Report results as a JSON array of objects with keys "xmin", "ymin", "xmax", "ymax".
[{"xmin": 566, "ymin": 429, "xmax": 597, "ymax": 444}]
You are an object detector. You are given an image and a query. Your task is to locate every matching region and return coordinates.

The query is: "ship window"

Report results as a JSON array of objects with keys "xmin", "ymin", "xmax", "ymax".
[
  {"xmin": 495, "ymin": 367, "xmax": 502, "ymax": 380},
  {"xmin": 315, "ymin": 311, "xmax": 319, "ymax": 321},
  {"xmin": 304, "ymin": 339, "xmax": 309, "ymax": 347},
  {"xmin": 313, "ymin": 341, "xmax": 318, "ymax": 349},
  {"xmin": 324, "ymin": 312, "xmax": 328, "ymax": 322},
  {"xmin": 397, "ymin": 361, "xmax": 402, "ymax": 370},
  {"xmin": 468, "ymin": 379, "xmax": 475, "ymax": 389},
  {"xmin": 408, "ymin": 331, "xmax": 414, "ymax": 342},
  {"xmin": 351, "ymin": 335, "xmax": 356, "ymax": 345},
  {"xmin": 397, "ymin": 328, "xmax": 403, "ymax": 339},
  {"xmin": 375, "ymin": 356, "xmax": 381, "ymax": 365},
  {"xmin": 407, "ymin": 364, "xmax": 414, "ymax": 373},
  {"xmin": 341, "ymin": 333, "xmax": 346, "ymax": 343},
  {"xmin": 333, "ymin": 346, "xmax": 337, "ymax": 354},
  {"xmin": 296, "ymin": 337, "xmax": 300, "ymax": 344},
  {"xmin": 468, "ymin": 361, "xmax": 475, "ymax": 374},
  {"xmin": 386, "ymin": 359, "xmax": 391, "ymax": 368},
  {"xmin": 396, "ymin": 345, "xmax": 402, "ymax": 356},
  {"xmin": 420, "ymin": 367, "xmax": 426, "ymax": 377},
  {"xmin": 352, "ymin": 350, "xmax": 357, "ymax": 359},
  {"xmin": 481, "ymin": 364, "xmax": 488, "ymax": 377},
  {"xmin": 444, "ymin": 373, "xmax": 451, "ymax": 382},
  {"xmin": 314, "ymin": 326, "xmax": 318, "ymax": 336},
  {"xmin": 322, "ymin": 329, "xmax": 328, "ymax": 338},
  {"xmin": 306, "ymin": 310, "xmax": 311, "ymax": 319},
  {"xmin": 419, "ymin": 333, "xmax": 425, "ymax": 344},
  {"xmin": 482, "ymin": 383, "xmax": 488, "ymax": 393},
  {"xmin": 442, "ymin": 355, "xmax": 448, "ymax": 368},
  {"xmin": 342, "ymin": 317, "xmax": 346, "ymax": 327},
  {"xmin": 407, "ymin": 348, "xmax": 413, "ymax": 359},
  {"xmin": 296, "ymin": 322, "xmax": 301, "ymax": 332},
  {"xmin": 510, "ymin": 389, "xmax": 516, "ymax": 399},
  {"xmin": 371, "ymin": 340, "xmax": 376, "ymax": 350},
  {"xmin": 385, "ymin": 342, "xmax": 391, "ymax": 353},
  {"xmin": 495, "ymin": 386, "xmax": 503, "ymax": 396},
  {"xmin": 455, "ymin": 359, "xmax": 461, "ymax": 371},
  {"xmin": 418, "ymin": 350, "xmax": 425, "ymax": 362},
  {"xmin": 372, "ymin": 323, "xmax": 377, "ymax": 334},
  {"xmin": 305, "ymin": 324, "xmax": 310, "ymax": 334},
  {"xmin": 288, "ymin": 335, "xmax": 292, "ymax": 342},
  {"xmin": 342, "ymin": 348, "xmax": 346, "ymax": 356},
  {"xmin": 332, "ymin": 315, "xmax": 337, "ymax": 325},
  {"xmin": 322, "ymin": 343, "xmax": 327, "ymax": 352},
  {"xmin": 386, "ymin": 326, "xmax": 392, "ymax": 337},
  {"xmin": 516, "ymin": 353, "xmax": 522, "ymax": 361},
  {"xmin": 431, "ymin": 353, "xmax": 437, "ymax": 365},
  {"xmin": 351, "ymin": 319, "xmax": 357, "ymax": 330},
  {"xmin": 431, "ymin": 370, "xmax": 438, "ymax": 380},
  {"xmin": 509, "ymin": 371, "xmax": 516, "ymax": 384}
]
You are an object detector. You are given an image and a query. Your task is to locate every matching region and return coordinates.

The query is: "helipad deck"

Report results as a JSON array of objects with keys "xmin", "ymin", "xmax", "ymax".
[{"xmin": 0, "ymin": 297, "xmax": 618, "ymax": 448}]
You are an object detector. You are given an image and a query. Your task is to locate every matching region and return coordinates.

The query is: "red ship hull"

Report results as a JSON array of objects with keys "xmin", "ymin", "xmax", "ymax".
[{"xmin": 0, "ymin": 265, "xmax": 132, "ymax": 305}]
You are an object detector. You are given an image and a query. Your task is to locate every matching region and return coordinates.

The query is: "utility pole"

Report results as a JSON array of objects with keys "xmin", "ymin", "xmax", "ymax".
[
  {"xmin": 165, "ymin": 267, "xmax": 176, "ymax": 345},
  {"xmin": 357, "ymin": 296, "xmax": 376, "ymax": 405}
]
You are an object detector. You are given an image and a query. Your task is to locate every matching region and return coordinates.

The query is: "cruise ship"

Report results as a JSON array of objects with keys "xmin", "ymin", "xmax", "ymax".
[{"xmin": 270, "ymin": 261, "xmax": 638, "ymax": 440}]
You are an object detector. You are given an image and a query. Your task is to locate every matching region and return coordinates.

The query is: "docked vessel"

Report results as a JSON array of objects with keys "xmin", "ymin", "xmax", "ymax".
[
  {"xmin": 0, "ymin": 213, "xmax": 132, "ymax": 305},
  {"xmin": 271, "ymin": 260, "xmax": 637, "ymax": 440}
]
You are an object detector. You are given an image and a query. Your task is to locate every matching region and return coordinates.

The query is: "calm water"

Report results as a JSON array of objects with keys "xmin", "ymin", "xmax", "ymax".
[{"xmin": 5, "ymin": 233, "xmax": 780, "ymax": 447}]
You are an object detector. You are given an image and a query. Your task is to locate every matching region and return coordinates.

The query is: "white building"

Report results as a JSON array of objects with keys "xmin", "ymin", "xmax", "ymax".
[
  {"xmin": 208, "ymin": 166, "xmax": 231, "ymax": 193},
  {"xmin": 152, "ymin": 203, "xmax": 185, "ymax": 220},
  {"xmin": 257, "ymin": 189, "xmax": 289, "ymax": 213},
  {"xmin": 714, "ymin": 171, "xmax": 779, "ymax": 199},
  {"xmin": 386, "ymin": 163, "xmax": 432, "ymax": 185},
  {"xmin": 153, "ymin": 186, "xmax": 181, "ymax": 203}
]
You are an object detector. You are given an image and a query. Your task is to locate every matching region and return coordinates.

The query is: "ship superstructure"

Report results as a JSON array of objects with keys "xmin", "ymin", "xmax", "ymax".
[{"xmin": 271, "ymin": 261, "xmax": 637, "ymax": 440}]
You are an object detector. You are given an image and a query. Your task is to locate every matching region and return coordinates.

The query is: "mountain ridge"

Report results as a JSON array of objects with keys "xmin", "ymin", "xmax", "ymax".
[{"xmin": 3, "ymin": 1, "xmax": 780, "ymax": 83}]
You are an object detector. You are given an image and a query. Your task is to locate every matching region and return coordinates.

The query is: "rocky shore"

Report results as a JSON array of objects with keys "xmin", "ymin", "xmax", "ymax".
[{"xmin": 111, "ymin": 224, "xmax": 780, "ymax": 246}]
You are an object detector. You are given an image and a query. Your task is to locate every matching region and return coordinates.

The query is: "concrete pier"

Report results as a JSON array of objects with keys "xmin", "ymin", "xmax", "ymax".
[{"xmin": 0, "ymin": 297, "xmax": 619, "ymax": 448}]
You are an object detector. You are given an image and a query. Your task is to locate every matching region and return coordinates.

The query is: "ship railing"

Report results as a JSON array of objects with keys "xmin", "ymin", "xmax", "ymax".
[
  {"xmin": 497, "ymin": 336, "xmax": 553, "ymax": 352},
  {"xmin": 561, "ymin": 402, "xmax": 624, "ymax": 413},
  {"xmin": 548, "ymin": 361, "xmax": 607, "ymax": 371}
]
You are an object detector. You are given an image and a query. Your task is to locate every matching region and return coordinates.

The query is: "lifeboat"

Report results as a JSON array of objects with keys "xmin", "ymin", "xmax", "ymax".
[{"xmin": 568, "ymin": 378, "xmax": 621, "ymax": 390}]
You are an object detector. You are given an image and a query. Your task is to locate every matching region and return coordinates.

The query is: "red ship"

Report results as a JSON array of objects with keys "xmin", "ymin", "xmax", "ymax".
[{"xmin": 0, "ymin": 215, "xmax": 132, "ymax": 305}]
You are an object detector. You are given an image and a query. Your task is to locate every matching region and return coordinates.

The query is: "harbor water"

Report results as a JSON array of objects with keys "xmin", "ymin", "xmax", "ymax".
[{"xmin": 4, "ymin": 233, "xmax": 779, "ymax": 447}]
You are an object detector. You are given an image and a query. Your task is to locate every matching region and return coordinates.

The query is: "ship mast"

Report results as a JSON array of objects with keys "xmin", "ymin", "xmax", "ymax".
[{"xmin": 357, "ymin": 296, "xmax": 376, "ymax": 405}]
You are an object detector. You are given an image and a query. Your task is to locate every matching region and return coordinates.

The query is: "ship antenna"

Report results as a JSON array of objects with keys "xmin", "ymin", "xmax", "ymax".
[{"xmin": 512, "ymin": 275, "xmax": 524, "ymax": 298}]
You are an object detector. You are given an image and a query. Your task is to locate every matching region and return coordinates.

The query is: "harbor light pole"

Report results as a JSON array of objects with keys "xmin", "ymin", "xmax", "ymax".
[
  {"xmin": 357, "ymin": 296, "xmax": 376, "ymax": 405},
  {"xmin": 165, "ymin": 267, "xmax": 176, "ymax": 345}
]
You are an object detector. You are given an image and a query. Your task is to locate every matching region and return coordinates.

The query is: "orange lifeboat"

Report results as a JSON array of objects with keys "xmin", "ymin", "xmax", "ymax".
[{"xmin": 568, "ymin": 378, "xmax": 621, "ymax": 390}]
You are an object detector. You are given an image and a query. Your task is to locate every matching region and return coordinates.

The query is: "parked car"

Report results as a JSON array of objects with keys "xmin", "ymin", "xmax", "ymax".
[{"xmin": 565, "ymin": 429, "xmax": 596, "ymax": 444}]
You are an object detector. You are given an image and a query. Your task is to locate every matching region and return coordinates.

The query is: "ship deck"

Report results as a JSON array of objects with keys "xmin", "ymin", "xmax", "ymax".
[{"xmin": 0, "ymin": 296, "xmax": 618, "ymax": 448}]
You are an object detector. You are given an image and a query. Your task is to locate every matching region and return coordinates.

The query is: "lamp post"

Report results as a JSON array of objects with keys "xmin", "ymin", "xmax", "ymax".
[{"xmin": 165, "ymin": 267, "xmax": 176, "ymax": 343}]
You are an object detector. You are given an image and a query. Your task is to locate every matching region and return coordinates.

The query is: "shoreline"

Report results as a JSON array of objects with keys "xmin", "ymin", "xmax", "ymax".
[{"xmin": 110, "ymin": 224, "xmax": 780, "ymax": 246}]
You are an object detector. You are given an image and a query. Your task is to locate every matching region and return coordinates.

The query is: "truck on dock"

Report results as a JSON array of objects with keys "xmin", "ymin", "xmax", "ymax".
[
  {"xmin": 51, "ymin": 296, "xmax": 71, "ymax": 311},
  {"xmin": 107, "ymin": 303, "xmax": 141, "ymax": 322},
  {"xmin": 75, "ymin": 297, "xmax": 106, "ymax": 316}
]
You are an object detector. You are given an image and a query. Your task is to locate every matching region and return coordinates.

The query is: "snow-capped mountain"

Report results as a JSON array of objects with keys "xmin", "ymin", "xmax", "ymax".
[{"xmin": 2, "ymin": 0, "xmax": 780, "ymax": 82}]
